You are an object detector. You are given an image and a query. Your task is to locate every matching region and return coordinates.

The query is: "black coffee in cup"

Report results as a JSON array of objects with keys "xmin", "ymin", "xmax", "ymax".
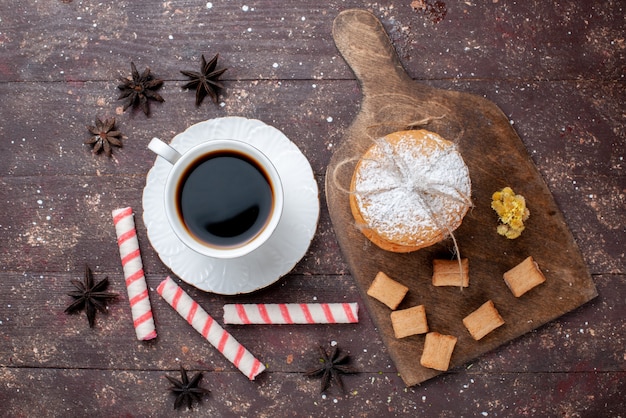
[{"xmin": 176, "ymin": 150, "xmax": 274, "ymax": 248}]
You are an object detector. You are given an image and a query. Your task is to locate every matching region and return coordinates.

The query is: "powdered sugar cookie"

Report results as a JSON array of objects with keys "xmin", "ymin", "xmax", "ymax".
[{"xmin": 349, "ymin": 130, "xmax": 471, "ymax": 252}]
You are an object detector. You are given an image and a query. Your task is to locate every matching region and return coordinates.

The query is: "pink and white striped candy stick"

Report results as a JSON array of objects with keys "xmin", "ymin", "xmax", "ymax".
[
  {"xmin": 112, "ymin": 207, "xmax": 157, "ymax": 341},
  {"xmin": 223, "ymin": 303, "xmax": 359, "ymax": 325},
  {"xmin": 157, "ymin": 277, "xmax": 265, "ymax": 380}
]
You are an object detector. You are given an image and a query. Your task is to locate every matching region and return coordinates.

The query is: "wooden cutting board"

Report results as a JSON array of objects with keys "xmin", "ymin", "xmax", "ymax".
[{"xmin": 325, "ymin": 9, "xmax": 597, "ymax": 387}]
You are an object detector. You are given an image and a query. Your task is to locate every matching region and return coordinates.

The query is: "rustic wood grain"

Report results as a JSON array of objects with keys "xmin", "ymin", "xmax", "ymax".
[
  {"xmin": 1, "ymin": 368, "xmax": 625, "ymax": 417},
  {"xmin": 325, "ymin": 9, "xmax": 598, "ymax": 387},
  {"xmin": 0, "ymin": 272, "xmax": 622, "ymax": 373},
  {"xmin": 2, "ymin": 1, "xmax": 623, "ymax": 82},
  {"xmin": 0, "ymin": 80, "xmax": 621, "ymax": 275},
  {"xmin": 0, "ymin": 0, "xmax": 623, "ymax": 415}
]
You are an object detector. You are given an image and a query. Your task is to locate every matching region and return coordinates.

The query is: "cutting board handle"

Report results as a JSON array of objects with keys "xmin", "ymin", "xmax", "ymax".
[{"xmin": 332, "ymin": 9, "xmax": 413, "ymax": 95}]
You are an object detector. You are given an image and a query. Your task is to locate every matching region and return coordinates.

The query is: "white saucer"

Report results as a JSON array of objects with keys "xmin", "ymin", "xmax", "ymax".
[{"xmin": 142, "ymin": 117, "xmax": 320, "ymax": 294}]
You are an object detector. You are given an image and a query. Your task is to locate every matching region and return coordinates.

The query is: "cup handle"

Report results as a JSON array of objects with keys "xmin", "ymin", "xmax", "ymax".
[{"xmin": 148, "ymin": 138, "xmax": 182, "ymax": 165}]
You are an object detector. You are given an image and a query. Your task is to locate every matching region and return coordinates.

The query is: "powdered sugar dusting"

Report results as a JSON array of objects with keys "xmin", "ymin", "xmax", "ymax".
[{"xmin": 354, "ymin": 131, "xmax": 471, "ymax": 246}]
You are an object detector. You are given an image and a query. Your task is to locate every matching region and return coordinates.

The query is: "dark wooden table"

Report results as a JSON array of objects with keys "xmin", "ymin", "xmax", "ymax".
[{"xmin": 1, "ymin": 1, "xmax": 624, "ymax": 416}]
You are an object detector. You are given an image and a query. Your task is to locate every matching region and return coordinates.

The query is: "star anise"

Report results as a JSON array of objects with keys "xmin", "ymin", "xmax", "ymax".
[
  {"xmin": 304, "ymin": 345, "xmax": 358, "ymax": 393},
  {"xmin": 85, "ymin": 116, "xmax": 123, "ymax": 157},
  {"xmin": 180, "ymin": 54, "xmax": 227, "ymax": 105},
  {"xmin": 65, "ymin": 265, "xmax": 118, "ymax": 328},
  {"xmin": 166, "ymin": 365, "xmax": 211, "ymax": 410},
  {"xmin": 118, "ymin": 62, "xmax": 164, "ymax": 116}
]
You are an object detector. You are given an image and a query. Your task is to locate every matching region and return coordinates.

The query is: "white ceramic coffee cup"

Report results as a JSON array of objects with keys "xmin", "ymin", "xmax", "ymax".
[{"xmin": 149, "ymin": 137, "xmax": 284, "ymax": 259}]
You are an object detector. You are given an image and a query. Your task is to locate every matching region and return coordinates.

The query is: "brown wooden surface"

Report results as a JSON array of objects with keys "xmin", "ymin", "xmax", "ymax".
[
  {"xmin": 326, "ymin": 8, "xmax": 598, "ymax": 387},
  {"xmin": 0, "ymin": 1, "xmax": 624, "ymax": 416}
]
